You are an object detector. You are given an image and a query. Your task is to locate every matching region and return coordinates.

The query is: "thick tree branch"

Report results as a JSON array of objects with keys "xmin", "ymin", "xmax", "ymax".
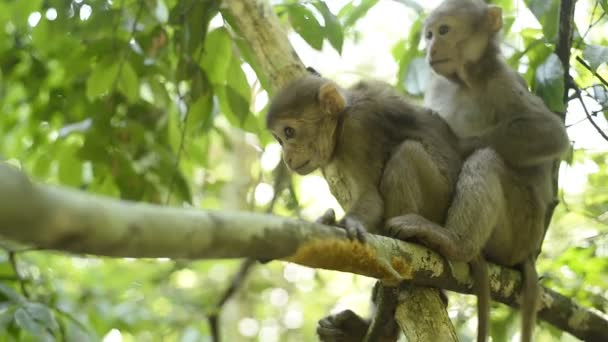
[
  {"xmin": 556, "ymin": 0, "xmax": 577, "ymax": 103},
  {"xmin": 0, "ymin": 163, "xmax": 607, "ymax": 340},
  {"xmin": 221, "ymin": 0, "xmax": 306, "ymax": 92}
]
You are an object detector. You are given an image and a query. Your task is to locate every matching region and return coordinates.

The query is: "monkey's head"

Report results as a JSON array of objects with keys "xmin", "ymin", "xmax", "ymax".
[
  {"xmin": 424, "ymin": 0, "xmax": 503, "ymax": 81},
  {"xmin": 266, "ymin": 75, "xmax": 346, "ymax": 175}
]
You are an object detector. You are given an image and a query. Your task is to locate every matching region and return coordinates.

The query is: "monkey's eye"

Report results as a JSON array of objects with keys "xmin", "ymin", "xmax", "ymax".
[
  {"xmin": 439, "ymin": 25, "xmax": 450, "ymax": 35},
  {"xmin": 425, "ymin": 31, "xmax": 433, "ymax": 40},
  {"xmin": 284, "ymin": 126, "xmax": 295, "ymax": 139}
]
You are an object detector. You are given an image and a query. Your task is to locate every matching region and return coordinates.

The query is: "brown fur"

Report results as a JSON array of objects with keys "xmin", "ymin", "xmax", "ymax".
[
  {"xmin": 267, "ymin": 75, "xmax": 464, "ymax": 341},
  {"xmin": 392, "ymin": 0, "xmax": 571, "ymax": 341},
  {"xmin": 267, "ymin": 76, "xmax": 462, "ymax": 236}
]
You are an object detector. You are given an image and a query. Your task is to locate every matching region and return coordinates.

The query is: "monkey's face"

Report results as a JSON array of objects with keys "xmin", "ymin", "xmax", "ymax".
[
  {"xmin": 424, "ymin": 4, "xmax": 503, "ymax": 80},
  {"xmin": 268, "ymin": 117, "xmax": 336, "ymax": 175},
  {"xmin": 424, "ymin": 15, "xmax": 463, "ymax": 77}
]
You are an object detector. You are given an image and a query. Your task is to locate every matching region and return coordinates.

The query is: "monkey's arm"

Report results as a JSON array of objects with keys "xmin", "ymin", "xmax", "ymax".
[
  {"xmin": 339, "ymin": 187, "xmax": 384, "ymax": 240},
  {"xmin": 463, "ymin": 113, "xmax": 569, "ymax": 167}
]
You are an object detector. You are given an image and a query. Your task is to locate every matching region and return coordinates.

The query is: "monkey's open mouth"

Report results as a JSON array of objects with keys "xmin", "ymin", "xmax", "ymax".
[{"xmin": 430, "ymin": 59, "xmax": 450, "ymax": 65}]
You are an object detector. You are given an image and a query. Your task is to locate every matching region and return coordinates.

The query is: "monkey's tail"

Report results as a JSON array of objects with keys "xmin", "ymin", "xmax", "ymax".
[
  {"xmin": 521, "ymin": 257, "xmax": 539, "ymax": 342},
  {"xmin": 471, "ymin": 255, "xmax": 490, "ymax": 342}
]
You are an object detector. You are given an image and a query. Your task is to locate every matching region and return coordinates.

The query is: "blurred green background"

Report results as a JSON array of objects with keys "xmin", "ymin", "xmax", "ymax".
[{"xmin": 0, "ymin": 0, "xmax": 606, "ymax": 341}]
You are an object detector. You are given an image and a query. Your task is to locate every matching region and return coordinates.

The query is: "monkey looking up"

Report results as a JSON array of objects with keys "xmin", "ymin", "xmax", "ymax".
[
  {"xmin": 385, "ymin": 1, "xmax": 570, "ymax": 341},
  {"xmin": 266, "ymin": 75, "xmax": 465, "ymax": 341}
]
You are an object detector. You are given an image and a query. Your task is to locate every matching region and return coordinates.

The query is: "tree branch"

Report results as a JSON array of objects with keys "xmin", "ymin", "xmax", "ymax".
[
  {"xmin": 0, "ymin": 162, "xmax": 606, "ymax": 340},
  {"xmin": 221, "ymin": 0, "xmax": 307, "ymax": 92}
]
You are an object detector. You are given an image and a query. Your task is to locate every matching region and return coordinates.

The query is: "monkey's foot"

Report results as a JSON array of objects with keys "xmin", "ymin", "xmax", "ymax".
[
  {"xmin": 317, "ymin": 309, "xmax": 368, "ymax": 342},
  {"xmin": 386, "ymin": 214, "xmax": 460, "ymax": 259},
  {"xmin": 337, "ymin": 217, "xmax": 367, "ymax": 242},
  {"xmin": 316, "ymin": 208, "xmax": 337, "ymax": 225}
]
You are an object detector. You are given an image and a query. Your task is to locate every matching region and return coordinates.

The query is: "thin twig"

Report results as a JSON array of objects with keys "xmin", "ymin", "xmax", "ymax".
[
  {"xmin": 208, "ymin": 259, "xmax": 257, "ymax": 342},
  {"xmin": 576, "ymin": 56, "xmax": 608, "ymax": 88},
  {"xmin": 8, "ymin": 251, "xmax": 30, "ymax": 298},
  {"xmin": 575, "ymin": 86, "xmax": 608, "ymax": 141}
]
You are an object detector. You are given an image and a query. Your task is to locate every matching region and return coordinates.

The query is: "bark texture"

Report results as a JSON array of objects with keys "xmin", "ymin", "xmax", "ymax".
[{"xmin": 0, "ymin": 163, "xmax": 607, "ymax": 340}]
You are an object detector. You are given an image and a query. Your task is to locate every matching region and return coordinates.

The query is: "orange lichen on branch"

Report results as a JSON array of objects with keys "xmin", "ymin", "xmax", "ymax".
[
  {"xmin": 391, "ymin": 256, "xmax": 416, "ymax": 279},
  {"xmin": 285, "ymin": 239, "xmax": 398, "ymax": 280}
]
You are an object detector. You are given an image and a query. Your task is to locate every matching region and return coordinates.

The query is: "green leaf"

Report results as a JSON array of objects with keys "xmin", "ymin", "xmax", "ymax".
[
  {"xmin": 10, "ymin": 0, "xmax": 43, "ymax": 28},
  {"xmin": 396, "ymin": 17, "xmax": 423, "ymax": 91},
  {"xmin": 58, "ymin": 144, "xmax": 83, "ymax": 187},
  {"xmin": 524, "ymin": 0, "xmax": 559, "ymax": 41},
  {"xmin": 583, "ymin": 45, "xmax": 608, "ymax": 71},
  {"xmin": 167, "ymin": 109, "xmax": 181, "ymax": 154},
  {"xmin": 600, "ymin": 0, "xmax": 608, "ymax": 15},
  {"xmin": 118, "ymin": 62, "xmax": 139, "ymax": 103},
  {"xmin": 86, "ymin": 63, "xmax": 120, "ymax": 101},
  {"xmin": 23, "ymin": 303, "xmax": 59, "ymax": 331},
  {"xmin": 313, "ymin": 2, "xmax": 344, "ymax": 53},
  {"xmin": 226, "ymin": 86, "xmax": 249, "ymax": 126},
  {"xmin": 214, "ymin": 57, "xmax": 251, "ymax": 127},
  {"xmin": 14, "ymin": 303, "xmax": 59, "ymax": 336},
  {"xmin": 0, "ymin": 306, "xmax": 15, "ymax": 329},
  {"xmin": 0, "ymin": 284, "xmax": 24, "ymax": 303},
  {"xmin": 227, "ymin": 57, "xmax": 251, "ymax": 105},
  {"xmin": 89, "ymin": 174, "xmax": 121, "ymax": 198},
  {"xmin": 32, "ymin": 150, "xmax": 53, "ymax": 178},
  {"xmin": 199, "ymin": 28, "xmax": 232, "ymax": 85},
  {"xmin": 187, "ymin": 93, "xmax": 215, "ymax": 135},
  {"xmin": 14, "ymin": 308, "xmax": 43, "ymax": 335},
  {"xmin": 288, "ymin": 5, "xmax": 324, "ymax": 50},
  {"xmin": 339, "ymin": 0, "xmax": 379, "ymax": 29},
  {"xmin": 591, "ymin": 84, "xmax": 608, "ymax": 107},
  {"xmin": 534, "ymin": 53, "xmax": 565, "ymax": 112}
]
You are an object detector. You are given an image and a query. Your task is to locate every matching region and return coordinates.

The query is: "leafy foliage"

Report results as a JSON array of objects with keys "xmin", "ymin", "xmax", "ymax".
[{"xmin": 0, "ymin": 0, "xmax": 607, "ymax": 341}]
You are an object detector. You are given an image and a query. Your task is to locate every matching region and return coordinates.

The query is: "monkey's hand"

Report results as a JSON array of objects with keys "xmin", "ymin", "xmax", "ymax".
[
  {"xmin": 317, "ymin": 309, "xmax": 368, "ymax": 342},
  {"xmin": 386, "ymin": 214, "xmax": 460, "ymax": 260},
  {"xmin": 337, "ymin": 216, "xmax": 367, "ymax": 242},
  {"xmin": 316, "ymin": 208, "xmax": 337, "ymax": 225}
]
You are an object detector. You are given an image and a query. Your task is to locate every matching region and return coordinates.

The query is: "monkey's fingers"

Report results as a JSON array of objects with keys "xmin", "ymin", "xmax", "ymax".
[
  {"xmin": 316, "ymin": 208, "xmax": 337, "ymax": 225},
  {"xmin": 341, "ymin": 217, "xmax": 367, "ymax": 242}
]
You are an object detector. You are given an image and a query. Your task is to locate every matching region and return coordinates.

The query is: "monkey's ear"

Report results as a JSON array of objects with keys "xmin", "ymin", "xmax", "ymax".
[
  {"xmin": 318, "ymin": 82, "xmax": 347, "ymax": 115},
  {"xmin": 486, "ymin": 5, "xmax": 503, "ymax": 32}
]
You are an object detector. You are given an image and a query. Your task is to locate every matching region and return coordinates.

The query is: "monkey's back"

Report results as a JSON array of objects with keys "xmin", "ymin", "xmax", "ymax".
[{"xmin": 347, "ymin": 80, "xmax": 463, "ymax": 188}]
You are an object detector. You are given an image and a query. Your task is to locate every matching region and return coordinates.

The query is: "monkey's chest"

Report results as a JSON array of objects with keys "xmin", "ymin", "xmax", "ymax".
[
  {"xmin": 434, "ymin": 92, "xmax": 498, "ymax": 137},
  {"xmin": 322, "ymin": 164, "xmax": 354, "ymax": 209}
]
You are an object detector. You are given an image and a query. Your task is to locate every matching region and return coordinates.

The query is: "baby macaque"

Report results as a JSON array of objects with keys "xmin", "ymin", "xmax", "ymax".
[
  {"xmin": 266, "ymin": 75, "xmax": 462, "ymax": 240},
  {"xmin": 266, "ymin": 75, "xmax": 465, "ymax": 341}
]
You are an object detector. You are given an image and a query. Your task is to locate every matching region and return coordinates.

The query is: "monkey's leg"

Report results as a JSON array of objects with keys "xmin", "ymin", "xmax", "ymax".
[
  {"xmin": 520, "ymin": 257, "xmax": 540, "ymax": 342},
  {"xmin": 388, "ymin": 148, "xmax": 506, "ymax": 262}
]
